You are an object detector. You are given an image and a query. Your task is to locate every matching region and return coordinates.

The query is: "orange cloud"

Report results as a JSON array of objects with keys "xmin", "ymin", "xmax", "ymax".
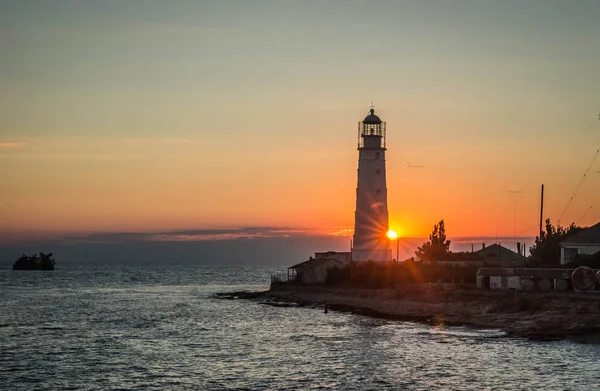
[
  {"xmin": 0, "ymin": 142, "xmax": 24, "ymax": 149},
  {"xmin": 123, "ymin": 138, "xmax": 196, "ymax": 145}
]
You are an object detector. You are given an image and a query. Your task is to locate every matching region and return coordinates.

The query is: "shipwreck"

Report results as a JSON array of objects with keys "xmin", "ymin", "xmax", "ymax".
[{"xmin": 13, "ymin": 252, "xmax": 55, "ymax": 270}]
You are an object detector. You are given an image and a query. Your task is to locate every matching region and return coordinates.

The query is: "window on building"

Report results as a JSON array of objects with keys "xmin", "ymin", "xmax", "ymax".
[
  {"xmin": 376, "ymin": 169, "xmax": 380, "ymax": 174},
  {"xmin": 376, "ymin": 189, "xmax": 381, "ymax": 195},
  {"xmin": 564, "ymin": 248, "xmax": 578, "ymax": 263},
  {"xmin": 375, "ymin": 152, "xmax": 380, "ymax": 159}
]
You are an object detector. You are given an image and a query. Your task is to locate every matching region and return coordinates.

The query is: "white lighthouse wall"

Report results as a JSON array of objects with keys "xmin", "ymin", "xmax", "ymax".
[{"xmin": 352, "ymin": 137, "xmax": 390, "ymax": 262}]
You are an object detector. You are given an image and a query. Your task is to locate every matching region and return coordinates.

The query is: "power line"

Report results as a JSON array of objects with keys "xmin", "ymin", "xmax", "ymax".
[
  {"xmin": 557, "ymin": 148, "xmax": 600, "ymax": 225},
  {"xmin": 516, "ymin": 223, "xmax": 541, "ymax": 235},
  {"xmin": 576, "ymin": 205, "xmax": 594, "ymax": 226}
]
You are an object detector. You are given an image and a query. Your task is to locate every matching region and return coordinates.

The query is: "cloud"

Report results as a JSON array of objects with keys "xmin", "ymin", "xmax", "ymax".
[
  {"xmin": 41, "ymin": 227, "xmax": 316, "ymax": 245},
  {"xmin": 0, "ymin": 142, "xmax": 24, "ymax": 149},
  {"xmin": 124, "ymin": 138, "xmax": 196, "ymax": 145},
  {"xmin": 147, "ymin": 227, "xmax": 314, "ymax": 242},
  {"xmin": 328, "ymin": 226, "xmax": 354, "ymax": 236}
]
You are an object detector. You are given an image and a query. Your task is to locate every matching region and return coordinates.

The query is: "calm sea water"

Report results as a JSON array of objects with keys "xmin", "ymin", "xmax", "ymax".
[{"xmin": 1, "ymin": 261, "xmax": 599, "ymax": 390}]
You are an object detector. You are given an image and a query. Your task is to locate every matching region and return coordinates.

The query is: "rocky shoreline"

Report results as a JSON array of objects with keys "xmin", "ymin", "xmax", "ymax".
[{"xmin": 216, "ymin": 285, "xmax": 600, "ymax": 342}]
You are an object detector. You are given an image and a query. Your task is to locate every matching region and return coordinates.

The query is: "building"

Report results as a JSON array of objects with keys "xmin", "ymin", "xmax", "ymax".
[
  {"xmin": 287, "ymin": 252, "xmax": 351, "ymax": 284},
  {"xmin": 472, "ymin": 243, "xmax": 524, "ymax": 267},
  {"xmin": 351, "ymin": 108, "xmax": 391, "ymax": 262},
  {"xmin": 560, "ymin": 222, "xmax": 600, "ymax": 265},
  {"xmin": 426, "ymin": 243, "xmax": 524, "ymax": 267}
]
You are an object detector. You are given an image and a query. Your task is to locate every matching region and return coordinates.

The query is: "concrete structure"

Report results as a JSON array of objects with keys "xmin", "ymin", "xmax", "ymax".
[
  {"xmin": 287, "ymin": 252, "xmax": 351, "ymax": 285},
  {"xmin": 560, "ymin": 222, "xmax": 600, "ymax": 265},
  {"xmin": 476, "ymin": 268, "xmax": 574, "ymax": 292},
  {"xmin": 351, "ymin": 108, "xmax": 391, "ymax": 262}
]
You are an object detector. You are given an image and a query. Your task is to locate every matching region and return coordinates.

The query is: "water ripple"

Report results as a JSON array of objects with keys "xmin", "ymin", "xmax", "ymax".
[{"xmin": 1, "ymin": 264, "xmax": 599, "ymax": 390}]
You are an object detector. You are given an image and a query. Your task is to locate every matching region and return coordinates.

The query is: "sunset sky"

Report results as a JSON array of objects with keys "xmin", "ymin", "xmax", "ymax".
[{"xmin": 1, "ymin": 1, "xmax": 599, "ymax": 240}]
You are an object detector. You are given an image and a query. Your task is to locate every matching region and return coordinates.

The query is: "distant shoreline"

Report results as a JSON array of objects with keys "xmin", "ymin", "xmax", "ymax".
[{"xmin": 218, "ymin": 285, "xmax": 600, "ymax": 342}]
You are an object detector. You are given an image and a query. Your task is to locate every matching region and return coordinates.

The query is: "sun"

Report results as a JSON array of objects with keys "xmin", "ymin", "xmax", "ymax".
[{"xmin": 386, "ymin": 230, "xmax": 398, "ymax": 240}]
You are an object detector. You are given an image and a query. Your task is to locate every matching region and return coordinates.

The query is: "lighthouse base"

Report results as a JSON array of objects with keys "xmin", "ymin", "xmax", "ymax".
[{"xmin": 351, "ymin": 248, "xmax": 392, "ymax": 263}]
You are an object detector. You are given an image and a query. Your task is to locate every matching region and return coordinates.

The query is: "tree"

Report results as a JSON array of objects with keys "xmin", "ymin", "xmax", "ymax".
[
  {"xmin": 415, "ymin": 219, "xmax": 451, "ymax": 262},
  {"xmin": 529, "ymin": 218, "xmax": 583, "ymax": 266}
]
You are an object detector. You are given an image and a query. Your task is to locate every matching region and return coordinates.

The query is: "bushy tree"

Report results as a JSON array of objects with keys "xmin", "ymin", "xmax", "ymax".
[
  {"xmin": 415, "ymin": 219, "xmax": 451, "ymax": 262},
  {"xmin": 529, "ymin": 218, "xmax": 583, "ymax": 266}
]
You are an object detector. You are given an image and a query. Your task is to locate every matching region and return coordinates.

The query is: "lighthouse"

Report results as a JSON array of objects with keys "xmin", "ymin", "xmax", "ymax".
[{"xmin": 351, "ymin": 108, "xmax": 391, "ymax": 262}]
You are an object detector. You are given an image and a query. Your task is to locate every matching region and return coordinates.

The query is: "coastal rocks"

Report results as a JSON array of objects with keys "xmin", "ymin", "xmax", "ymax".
[
  {"xmin": 264, "ymin": 301, "xmax": 304, "ymax": 308},
  {"xmin": 521, "ymin": 317, "xmax": 568, "ymax": 341},
  {"xmin": 258, "ymin": 285, "xmax": 600, "ymax": 342},
  {"xmin": 589, "ymin": 302, "xmax": 600, "ymax": 314},
  {"xmin": 485, "ymin": 294, "xmax": 542, "ymax": 314},
  {"xmin": 565, "ymin": 323, "xmax": 600, "ymax": 336},
  {"xmin": 212, "ymin": 291, "xmax": 267, "ymax": 300},
  {"xmin": 214, "ymin": 285, "xmax": 600, "ymax": 342}
]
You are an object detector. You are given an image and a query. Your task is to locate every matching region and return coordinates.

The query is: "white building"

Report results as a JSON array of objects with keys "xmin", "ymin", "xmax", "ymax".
[
  {"xmin": 560, "ymin": 222, "xmax": 600, "ymax": 265},
  {"xmin": 351, "ymin": 108, "xmax": 391, "ymax": 262},
  {"xmin": 288, "ymin": 252, "xmax": 351, "ymax": 284}
]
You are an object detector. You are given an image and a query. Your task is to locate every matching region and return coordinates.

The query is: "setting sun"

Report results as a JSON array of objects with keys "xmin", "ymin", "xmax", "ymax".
[{"xmin": 386, "ymin": 230, "xmax": 398, "ymax": 240}]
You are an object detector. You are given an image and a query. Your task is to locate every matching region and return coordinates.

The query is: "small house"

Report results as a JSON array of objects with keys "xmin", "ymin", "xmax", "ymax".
[
  {"xmin": 288, "ymin": 251, "xmax": 351, "ymax": 284},
  {"xmin": 560, "ymin": 222, "xmax": 600, "ymax": 265},
  {"xmin": 472, "ymin": 243, "xmax": 524, "ymax": 267}
]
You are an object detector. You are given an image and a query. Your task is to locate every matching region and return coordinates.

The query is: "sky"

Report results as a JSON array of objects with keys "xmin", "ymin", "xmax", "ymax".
[{"xmin": 1, "ymin": 0, "xmax": 600, "ymax": 241}]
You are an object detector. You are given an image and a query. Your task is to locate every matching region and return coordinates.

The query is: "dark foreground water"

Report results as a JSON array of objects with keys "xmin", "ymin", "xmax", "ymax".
[{"xmin": 1, "ymin": 262, "xmax": 599, "ymax": 390}]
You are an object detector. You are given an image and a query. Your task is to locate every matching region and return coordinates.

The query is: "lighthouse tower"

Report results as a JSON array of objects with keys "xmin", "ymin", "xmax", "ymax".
[{"xmin": 351, "ymin": 108, "xmax": 391, "ymax": 262}]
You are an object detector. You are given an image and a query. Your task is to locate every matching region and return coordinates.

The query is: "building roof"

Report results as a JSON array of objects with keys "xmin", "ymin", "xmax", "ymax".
[
  {"xmin": 289, "ymin": 257, "xmax": 347, "ymax": 270},
  {"xmin": 315, "ymin": 251, "xmax": 351, "ymax": 256},
  {"xmin": 289, "ymin": 252, "xmax": 351, "ymax": 270},
  {"xmin": 289, "ymin": 258, "xmax": 320, "ymax": 270},
  {"xmin": 363, "ymin": 108, "xmax": 382, "ymax": 124},
  {"xmin": 561, "ymin": 222, "xmax": 600, "ymax": 245},
  {"xmin": 473, "ymin": 243, "xmax": 520, "ymax": 259}
]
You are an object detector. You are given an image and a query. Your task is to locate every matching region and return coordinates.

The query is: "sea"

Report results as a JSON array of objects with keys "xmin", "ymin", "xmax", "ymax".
[{"xmin": 1, "ymin": 260, "xmax": 599, "ymax": 391}]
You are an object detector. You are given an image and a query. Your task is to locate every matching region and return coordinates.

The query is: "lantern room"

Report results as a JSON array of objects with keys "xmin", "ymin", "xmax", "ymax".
[{"xmin": 358, "ymin": 108, "xmax": 387, "ymax": 149}]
